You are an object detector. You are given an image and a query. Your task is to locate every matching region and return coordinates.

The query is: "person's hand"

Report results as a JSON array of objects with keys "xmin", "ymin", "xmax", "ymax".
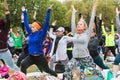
[
  {"xmin": 10, "ymin": 28, "xmax": 12, "ymax": 32},
  {"xmin": 93, "ymin": 2, "xmax": 98, "ymax": 10},
  {"xmin": 21, "ymin": 13, "xmax": 24, "ymax": 21},
  {"xmin": 4, "ymin": 0, "xmax": 9, "ymax": 11},
  {"xmin": 116, "ymin": 7, "xmax": 119, "ymax": 15},
  {"xmin": 33, "ymin": 11, "xmax": 37, "ymax": 20},
  {"xmin": 49, "ymin": 4, "xmax": 54, "ymax": 9},
  {"xmin": 99, "ymin": 13, "xmax": 102, "ymax": 20},
  {"xmin": 72, "ymin": 5, "xmax": 77, "ymax": 13},
  {"xmin": 79, "ymin": 14, "xmax": 83, "ymax": 21},
  {"xmin": 102, "ymin": 21, "xmax": 104, "ymax": 25},
  {"xmin": 21, "ymin": 6, "xmax": 26, "ymax": 11},
  {"xmin": 111, "ymin": 19, "xmax": 113, "ymax": 23},
  {"xmin": 52, "ymin": 20, "xmax": 57, "ymax": 27}
]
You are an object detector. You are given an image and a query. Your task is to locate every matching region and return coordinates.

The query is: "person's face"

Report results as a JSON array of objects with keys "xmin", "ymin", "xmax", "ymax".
[
  {"xmin": 15, "ymin": 32, "xmax": 20, "ymax": 37},
  {"xmin": 77, "ymin": 21, "xmax": 86, "ymax": 30},
  {"xmin": 77, "ymin": 21, "xmax": 87, "ymax": 34},
  {"xmin": 31, "ymin": 25, "xmax": 38, "ymax": 33},
  {"xmin": 107, "ymin": 32, "xmax": 111, "ymax": 35},
  {"xmin": 91, "ymin": 31, "xmax": 96, "ymax": 37},
  {"xmin": 46, "ymin": 37, "xmax": 50, "ymax": 42},
  {"xmin": 56, "ymin": 31, "xmax": 64, "ymax": 36},
  {"xmin": 65, "ymin": 31, "xmax": 68, "ymax": 35}
]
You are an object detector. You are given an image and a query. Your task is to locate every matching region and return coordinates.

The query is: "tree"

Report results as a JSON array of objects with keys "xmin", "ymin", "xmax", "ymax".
[{"xmin": 50, "ymin": 0, "xmax": 68, "ymax": 28}]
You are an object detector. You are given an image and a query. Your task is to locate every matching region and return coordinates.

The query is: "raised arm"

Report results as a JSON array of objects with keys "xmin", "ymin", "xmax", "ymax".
[
  {"xmin": 21, "ymin": 13, "xmax": 26, "ymax": 34},
  {"xmin": 101, "ymin": 22, "xmax": 107, "ymax": 36},
  {"xmin": 22, "ymin": 6, "xmax": 32, "ymax": 35},
  {"xmin": 40, "ymin": 5, "xmax": 53, "ymax": 39},
  {"xmin": 4, "ymin": 0, "xmax": 10, "ymax": 32},
  {"xmin": 87, "ymin": 2, "xmax": 97, "ymax": 36},
  {"xmin": 116, "ymin": 7, "xmax": 120, "ymax": 35},
  {"xmin": 48, "ymin": 20, "xmax": 57, "ymax": 39},
  {"xmin": 111, "ymin": 20, "xmax": 115, "ymax": 35},
  {"xmin": 71, "ymin": 5, "xmax": 77, "ymax": 36},
  {"xmin": 96, "ymin": 13, "xmax": 102, "ymax": 40},
  {"xmin": 33, "ymin": 11, "xmax": 37, "ymax": 21}
]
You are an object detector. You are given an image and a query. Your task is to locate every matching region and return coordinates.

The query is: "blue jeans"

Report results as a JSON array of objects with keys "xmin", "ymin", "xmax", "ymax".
[{"xmin": 0, "ymin": 50, "xmax": 19, "ymax": 71}]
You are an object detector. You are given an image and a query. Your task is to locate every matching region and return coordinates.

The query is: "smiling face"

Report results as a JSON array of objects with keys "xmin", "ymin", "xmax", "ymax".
[
  {"xmin": 31, "ymin": 25, "xmax": 38, "ymax": 33},
  {"xmin": 77, "ymin": 20, "xmax": 87, "ymax": 34},
  {"xmin": 31, "ymin": 22, "xmax": 41, "ymax": 33}
]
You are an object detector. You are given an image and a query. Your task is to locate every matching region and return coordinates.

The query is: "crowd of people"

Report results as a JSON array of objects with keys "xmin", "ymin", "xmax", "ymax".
[{"xmin": 1, "ymin": 0, "xmax": 120, "ymax": 80}]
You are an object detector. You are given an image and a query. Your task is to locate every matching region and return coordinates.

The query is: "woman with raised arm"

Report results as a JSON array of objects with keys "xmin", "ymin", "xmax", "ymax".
[
  {"xmin": 88, "ymin": 13, "xmax": 109, "ymax": 70},
  {"xmin": 0, "ymin": 0, "xmax": 19, "ymax": 71},
  {"xmin": 59, "ymin": 3, "xmax": 105, "ymax": 80},
  {"xmin": 20, "ymin": 5, "xmax": 57, "ymax": 77}
]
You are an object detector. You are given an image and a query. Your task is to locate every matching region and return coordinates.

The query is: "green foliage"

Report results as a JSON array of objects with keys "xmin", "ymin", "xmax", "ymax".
[
  {"xmin": 50, "ymin": 0, "xmax": 68, "ymax": 28},
  {"xmin": 0, "ymin": 0, "xmax": 119, "ymax": 29}
]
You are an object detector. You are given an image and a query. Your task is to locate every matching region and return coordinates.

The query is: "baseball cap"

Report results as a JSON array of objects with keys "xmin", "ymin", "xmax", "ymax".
[{"xmin": 56, "ymin": 27, "xmax": 65, "ymax": 32}]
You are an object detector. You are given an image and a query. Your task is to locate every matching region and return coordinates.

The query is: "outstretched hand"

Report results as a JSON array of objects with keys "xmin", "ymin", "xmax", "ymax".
[
  {"xmin": 72, "ymin": 5, "xmax": 77, "ymax": 13},
  {"xmin": 49, "ymin": 4, "xmax": 54, "ymax": 9},
  {"xmin": 10, "ymin": 28, "xmax": 12, "ymax": 32},
  {"xmin": 33, "ymin": 11, "xmax": 37, "ymax": 20},
  {"xmin": 21, "ymin": 6, "xmax": 26, "ymax": 11},
  {"xmin": 99, "ymin": 13, "xmax": 102, "ymax": 20},
  {"xmin": 21, "ymin": 13, "xmax": 24, "ymax": 21},
  {"xmin": 4, "ymin": 0, "xmax": 9, "ymax": 11},
  {"xmin": 116, "ymin": 7, "xmax": 119, "ymax": 15},
  {"xmin": 93, "ymin": 2, "xmax": 98, "ymax": 9},
  {"xmin": 52, "ymin": 20, "xmax": 57, "ymax": 27}
]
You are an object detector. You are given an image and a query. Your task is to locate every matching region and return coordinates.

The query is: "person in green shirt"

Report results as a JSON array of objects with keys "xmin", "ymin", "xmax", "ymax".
[{"xmin": 10, "ymin": 28, "xmax": 24, "ymax": 56}]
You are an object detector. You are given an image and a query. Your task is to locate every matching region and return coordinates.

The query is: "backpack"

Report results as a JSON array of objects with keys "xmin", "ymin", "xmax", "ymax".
[{"xmin": 0, "ymin": 59, "xmax": 9, "ymax": 78}]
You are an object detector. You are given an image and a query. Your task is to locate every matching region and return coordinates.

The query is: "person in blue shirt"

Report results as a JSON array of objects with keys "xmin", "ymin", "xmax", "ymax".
[{"xmin": 20, "ymin": 5, "xmax": 57, "ymax": 77}]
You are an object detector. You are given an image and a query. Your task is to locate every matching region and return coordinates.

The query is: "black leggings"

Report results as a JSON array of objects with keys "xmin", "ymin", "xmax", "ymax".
[
  {"xmin": 21, "ymin": 54, "xmax": 57, "ymax": 77},
  {"xmin": 17, "ymin": 52, "xmax": 28, "ymax": 67},
  {"xmin": 104, "ymin": 46, "xmax": 116, "ymax": 60}
]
